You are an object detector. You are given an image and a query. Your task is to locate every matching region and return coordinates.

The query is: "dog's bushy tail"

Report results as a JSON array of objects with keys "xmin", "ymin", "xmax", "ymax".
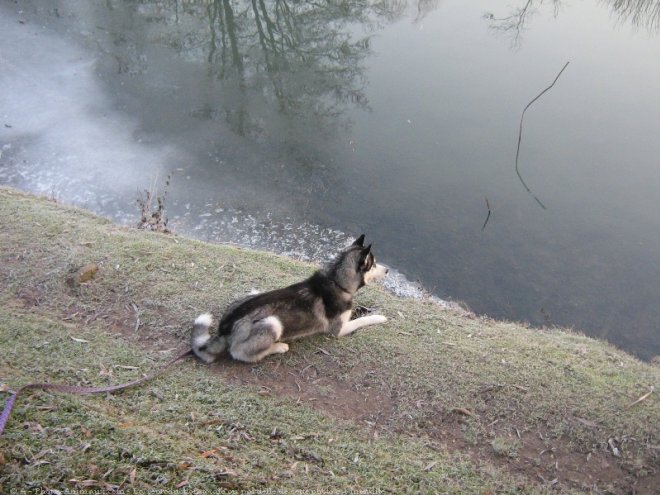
[{"xmin": 191, "ymin": 313, "xmax": 227, "ymax": 363}]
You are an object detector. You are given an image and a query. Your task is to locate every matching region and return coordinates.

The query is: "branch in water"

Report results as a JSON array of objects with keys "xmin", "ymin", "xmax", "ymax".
[
  {"xmin": 515, "ymin": 61, "xmax": 570, "ymax": 210},
  {"xmin": 481, "ymin": 197, "xmax": 492, "ymax": 231}
]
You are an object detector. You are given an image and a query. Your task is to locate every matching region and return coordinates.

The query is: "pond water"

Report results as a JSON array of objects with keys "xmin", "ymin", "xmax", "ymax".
[{"xmin": 1, "ymin": 0, "xmax": 659, "ymax": 359}]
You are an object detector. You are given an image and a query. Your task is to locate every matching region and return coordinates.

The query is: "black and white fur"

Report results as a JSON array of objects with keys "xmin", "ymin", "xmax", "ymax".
[{"xmin": 192, "ymin": 235, "xmax": 388, "ymax": 363}]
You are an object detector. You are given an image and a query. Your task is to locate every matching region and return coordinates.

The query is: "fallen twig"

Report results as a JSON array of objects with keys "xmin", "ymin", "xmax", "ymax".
[
  {"xmin": 574, "ymin": 416, "xmax": 599, "ymax": 428},
  {"xmin": 628, "ymin": 386, "xmax": 654, "ymax": 408},
  {"xmin": 515, "ymin": 61, "xmax": 570, "ymax": 210},
  {"xmin": 510, "ymin": 384, "xmax": 529, "ymax": 392}
]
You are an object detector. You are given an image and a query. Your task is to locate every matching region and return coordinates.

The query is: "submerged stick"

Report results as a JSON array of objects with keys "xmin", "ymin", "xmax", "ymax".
[{"xmin": 515, "ymin": 61, "xmax": 570, "ymax": 210}]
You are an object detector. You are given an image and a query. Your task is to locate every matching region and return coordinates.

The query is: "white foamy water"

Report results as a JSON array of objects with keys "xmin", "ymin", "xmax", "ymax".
[{"xmin": 172, "ymin": 206, "xmax": 464, "ymax": 310}]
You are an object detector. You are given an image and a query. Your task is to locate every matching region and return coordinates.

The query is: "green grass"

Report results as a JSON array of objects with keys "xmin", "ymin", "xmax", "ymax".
[{"xmin": 1, "ymin": 187, "xmax": 658, "ymax": 494}]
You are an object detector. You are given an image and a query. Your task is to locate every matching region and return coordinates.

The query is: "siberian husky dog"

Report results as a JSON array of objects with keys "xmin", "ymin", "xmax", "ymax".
[{"xmin": 192, "ymin": 235, "xmax": 389, "ymax": 363}]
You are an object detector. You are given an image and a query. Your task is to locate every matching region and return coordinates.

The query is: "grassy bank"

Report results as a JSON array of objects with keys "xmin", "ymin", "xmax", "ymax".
[{"xmin": 0, "ymin": 187, "xmax": 658, "ymax": 494}]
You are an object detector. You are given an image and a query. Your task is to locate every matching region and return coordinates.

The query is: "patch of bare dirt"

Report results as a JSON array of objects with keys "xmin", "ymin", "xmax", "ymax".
[
  {"xmin": 213, "ymin": 354, "xmax": 394, "ymax": 425},
  {"xmin": 16, "ymin": 285, "xmax": 46, "ymax": 307},
  {"xmin": 412, "ymin": 409, "xmax": 659, "ymax": 494}
]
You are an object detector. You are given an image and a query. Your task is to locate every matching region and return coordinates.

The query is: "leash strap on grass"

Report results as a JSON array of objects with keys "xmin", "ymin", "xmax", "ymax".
[{"xmin": 0, "ymin": 348, "xmax": 193, "ymax": 437}]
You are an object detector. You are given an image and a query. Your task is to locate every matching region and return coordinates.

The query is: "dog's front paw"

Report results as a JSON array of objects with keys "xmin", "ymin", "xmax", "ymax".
[
  {"xmin": 272, "ymin": 343, "xmax": 289, "ymax": 354},
  {"xmin": 367, "ymin": 314, "xmax": 388, "ymax": 325}
]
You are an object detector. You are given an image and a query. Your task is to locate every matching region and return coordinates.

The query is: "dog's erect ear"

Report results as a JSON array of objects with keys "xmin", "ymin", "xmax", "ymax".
[
  {"xmin": 352, "ymin": 234, "xmax": 366, "ymax": 247},
  {"xmin": 359, "ymin": 244, "xmax": 372, "ymax": 267}
]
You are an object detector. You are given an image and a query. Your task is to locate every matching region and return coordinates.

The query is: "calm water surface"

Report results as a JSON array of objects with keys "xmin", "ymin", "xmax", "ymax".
[{"xmin": 1, "ymin": 0, "xmax": 659, "ymax": 359}]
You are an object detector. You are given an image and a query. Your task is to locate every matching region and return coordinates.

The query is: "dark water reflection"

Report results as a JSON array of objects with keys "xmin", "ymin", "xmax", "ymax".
[{"xmin": 1, "ymin": 0, "xmax": 659, "ymax": 359}]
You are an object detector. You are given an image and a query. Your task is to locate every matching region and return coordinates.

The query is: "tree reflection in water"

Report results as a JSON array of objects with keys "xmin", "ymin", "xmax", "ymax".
[{"xmin": 484, "ymin": 0, "xmax": 660, "ymax": 47}]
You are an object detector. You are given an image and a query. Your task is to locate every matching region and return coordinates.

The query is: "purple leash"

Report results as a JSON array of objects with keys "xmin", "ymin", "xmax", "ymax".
[{"xmin": 0, "ymin": 348, "xmax": 193, "ymax": 436}]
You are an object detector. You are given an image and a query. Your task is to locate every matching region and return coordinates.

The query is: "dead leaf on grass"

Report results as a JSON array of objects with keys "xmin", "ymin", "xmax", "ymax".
[
  {"xmin": 66, "ymin": 263, "xmax": 98, "ymax": 287},
  {"xmin": 200, "ymin": 448, "xmax": 221, "ymax": 458},
  {"xmin": 451, "ymin": 407, "xmax": 477, "ymax": 418}
]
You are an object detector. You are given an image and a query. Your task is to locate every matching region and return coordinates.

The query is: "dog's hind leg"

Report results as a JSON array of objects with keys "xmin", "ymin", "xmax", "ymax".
[
  {"xmin": 337, "ymin": 314, "xmax": 388, "ymax": 337},
  {"xmin": 229, "ymin": 316, "xmax": 289, "ymax": 362}
]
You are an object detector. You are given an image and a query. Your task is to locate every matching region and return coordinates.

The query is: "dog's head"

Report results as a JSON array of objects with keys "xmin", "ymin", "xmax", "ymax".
[
  {"xmin": 351, "ymin": 234, "xmax": 389, "ymax": 285},
  {"xmin": 329, "ymin": 235, "xmax": 389, "ymax": 293}
]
